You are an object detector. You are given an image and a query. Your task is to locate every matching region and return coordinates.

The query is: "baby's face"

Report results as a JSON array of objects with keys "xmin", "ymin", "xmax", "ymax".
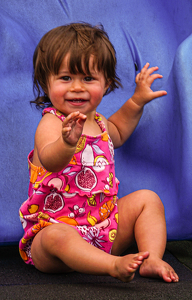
[{"xmin": 47, "ymin": 54, "xmax": 110, "ymax": 119}]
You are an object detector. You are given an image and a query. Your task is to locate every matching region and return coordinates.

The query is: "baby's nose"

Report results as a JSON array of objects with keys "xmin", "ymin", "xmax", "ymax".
[{"xmin": 70, "ymin": 80, "xmax": 85, "ymax": 92}]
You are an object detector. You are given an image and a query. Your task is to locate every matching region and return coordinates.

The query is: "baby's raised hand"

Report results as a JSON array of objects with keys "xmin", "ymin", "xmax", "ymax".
[
  {"xmin": 62, "ymin": 111, "xmax": 87, "ymax": 146},
  {"xmin": 132, "ymin": 63, "xmax": 167, "ymax": 108}
]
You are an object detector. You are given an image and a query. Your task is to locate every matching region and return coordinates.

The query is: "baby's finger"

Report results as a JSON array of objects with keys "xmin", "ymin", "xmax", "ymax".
[
  {"xmin": 139, "ymin": 62, "xmax": 150, "ymax": 74},
  {"xmin": 151, "ymin": 90, "xmax": 167, "ymax": 99},
  {"xmin": 62, "ymin": 126, "xmax": 71, "ymax": 134},
  {"xmin": 140, "ymin": 64, "xmax": 161, "ymax": 80},
  {"xmin": 136, "ymin": 64, "xmax": 151, "ymax": 80},
  {"xmin": 63, "ymin": 111, "xmax": 80, "ymax": 125},
  {"xmin": 62, "ymin": 127, "xmax": 72, "ymax": 141},
  {"xmin": 142, "ymin": 62, "xmax": 150, "ymax": 71},
  {"xmin": 77, "ymin": 117, "xmax": 87, "ymax": 127},
  {"xmin": 147, "ymin": 74, "xmax": 164, "ymax": 87},
  {"xmin": 78, "ymin": 113, "xmax": 87, "ymax": 121},
  {"xmin": 67, "ymin": 111, "xmax": 80, "ymax": 121},
  {"xmin": 146, "ymin": 66, "xmax": 160, "ymax": 77},
  {"xmin": 137, "ymin": 63, "xmax": 151, "ymax": 81},
  {"xmin": 135, "ymin": 72, "xmax": 141, "ymax": 83}
]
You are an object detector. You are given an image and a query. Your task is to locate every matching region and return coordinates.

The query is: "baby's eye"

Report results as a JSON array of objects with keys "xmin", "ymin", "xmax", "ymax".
[
  {"xmin": 84, "ymin": 76, "xmax": 94, "ymax": 82},
  {"xmin": 61, "ymin": 76, "xmax": 71, "ymax": 81}
]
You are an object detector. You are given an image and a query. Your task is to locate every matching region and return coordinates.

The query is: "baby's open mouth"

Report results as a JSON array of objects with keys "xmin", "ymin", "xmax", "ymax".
[{"xmin": 68, "ymin": 99, "xmax": 87, "ymax": 103}]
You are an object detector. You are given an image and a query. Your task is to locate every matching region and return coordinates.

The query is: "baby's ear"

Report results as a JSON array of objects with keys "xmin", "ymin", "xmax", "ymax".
[
  {"xmin": 104, "ymin": 80, "xmax": 111, "ymax": 94},
  {"xmin": 42, "ymin": 84, "xmax": 49, "ymax": 96}
]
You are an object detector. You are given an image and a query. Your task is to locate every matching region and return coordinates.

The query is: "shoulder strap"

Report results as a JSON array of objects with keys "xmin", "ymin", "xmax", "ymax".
[
  {"xmin": 42, "ymin": 107, "xmax": 65, "ymax": 121},
  {"xmin": 94, "ymin": 112, "xmax": 107, "ymax": 132}
]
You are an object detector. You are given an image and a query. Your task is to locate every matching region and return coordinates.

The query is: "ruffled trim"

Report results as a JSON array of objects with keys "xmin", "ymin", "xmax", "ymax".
[{"xmin": 34, "ymin": 179, "xmax": 119, "ymax": 198}]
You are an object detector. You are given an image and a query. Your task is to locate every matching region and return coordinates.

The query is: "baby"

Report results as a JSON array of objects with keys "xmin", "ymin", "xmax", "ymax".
[{"xmin": 19, "ymin": 23, "xmax": 179, "ymax": 283}]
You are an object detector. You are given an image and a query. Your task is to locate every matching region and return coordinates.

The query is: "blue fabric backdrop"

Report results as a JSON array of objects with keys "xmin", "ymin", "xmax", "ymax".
[{"xmin": 1, "ymin": 0, "xmax": 192, "ymax": 244}]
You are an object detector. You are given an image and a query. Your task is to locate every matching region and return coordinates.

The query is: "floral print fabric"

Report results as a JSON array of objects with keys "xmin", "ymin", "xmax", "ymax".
[{"xmin": 19, "ymin": 108, "xmax": 119, "ymax": 264}]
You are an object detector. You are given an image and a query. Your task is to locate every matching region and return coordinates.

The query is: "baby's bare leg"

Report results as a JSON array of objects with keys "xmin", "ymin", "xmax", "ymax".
[
  {"xmin": 31, "ymin": 223, "xmax": 148, "ymax": 282},
  {"xmin": 112, "ymin": 190, "xmax": 179, "ymax": 283}
]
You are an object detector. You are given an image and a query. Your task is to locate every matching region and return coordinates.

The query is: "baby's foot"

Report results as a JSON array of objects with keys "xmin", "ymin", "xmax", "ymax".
[
  {"xmin": 139, "ymin": 256, "xmax": 179, "ymax": 283},
  {"xmin": 112, "ymin": 251, "xmax": 149, "ymax": 282}
]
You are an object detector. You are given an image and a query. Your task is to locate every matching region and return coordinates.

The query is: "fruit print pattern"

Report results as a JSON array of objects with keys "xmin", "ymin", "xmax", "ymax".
[
  {"xmin": 99, "ymin": 196, "xmax": 117, "ymax": 221},
  {"xmin": 19, "ymin": 108, "xmax": 119, "ymax": 265},
  {"xmin": 44, "ymin": 190, "xmax": 65, "ymax": 213}
]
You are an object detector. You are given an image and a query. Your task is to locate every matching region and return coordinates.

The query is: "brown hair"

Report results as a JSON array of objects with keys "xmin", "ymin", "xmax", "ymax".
[{"xmin": 31, "ymin": 22, "xmax": 122, "ymax": 108}]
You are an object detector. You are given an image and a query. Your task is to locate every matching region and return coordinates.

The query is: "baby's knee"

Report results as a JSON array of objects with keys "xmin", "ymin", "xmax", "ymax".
[
  {"xmin": 135, "ymin": 189, "xmax": 164, "ymax": 211},
  {"xmin": 40, "ymin": 223, "xmax": 72, "ymax": 247},
  {"xmin": 142, "ymin": 189, "xmax": 165, "ymax": 212}
]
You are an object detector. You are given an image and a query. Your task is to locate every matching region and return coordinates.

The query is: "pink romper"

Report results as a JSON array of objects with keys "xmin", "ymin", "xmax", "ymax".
[{"xmin": 19, "ymin": 108, "xmax": 119, "ymax": 265}]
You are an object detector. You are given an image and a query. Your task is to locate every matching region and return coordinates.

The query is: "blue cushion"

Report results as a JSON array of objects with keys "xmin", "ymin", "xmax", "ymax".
[{"xmin": 1, "ymin": 0, "xmax": 192, "ymax": 244}]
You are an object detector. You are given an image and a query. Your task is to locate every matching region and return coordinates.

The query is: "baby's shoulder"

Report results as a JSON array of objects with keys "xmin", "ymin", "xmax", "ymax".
[{"xmin": 36, "ymin": 110, "xmax": 62, "ymax": 136}]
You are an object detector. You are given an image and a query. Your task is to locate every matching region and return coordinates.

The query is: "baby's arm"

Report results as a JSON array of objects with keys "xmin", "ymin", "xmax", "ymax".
[
  {"xmin": 34, "ymin": 111, "xmax": 86, "ymax": 172},
  {"xmin": 108, "ymin": 63, "xmax": 167, "ymax": 148}
]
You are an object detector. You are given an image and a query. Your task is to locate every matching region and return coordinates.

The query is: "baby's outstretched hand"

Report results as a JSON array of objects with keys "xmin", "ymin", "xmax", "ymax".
[
  {"xmin": 132, "ymin": 63, "xmax": 167, "ymax": 107},
  {"xmin": 62, "ymin": 111, "xmax": 87, "ymax": 146}
]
